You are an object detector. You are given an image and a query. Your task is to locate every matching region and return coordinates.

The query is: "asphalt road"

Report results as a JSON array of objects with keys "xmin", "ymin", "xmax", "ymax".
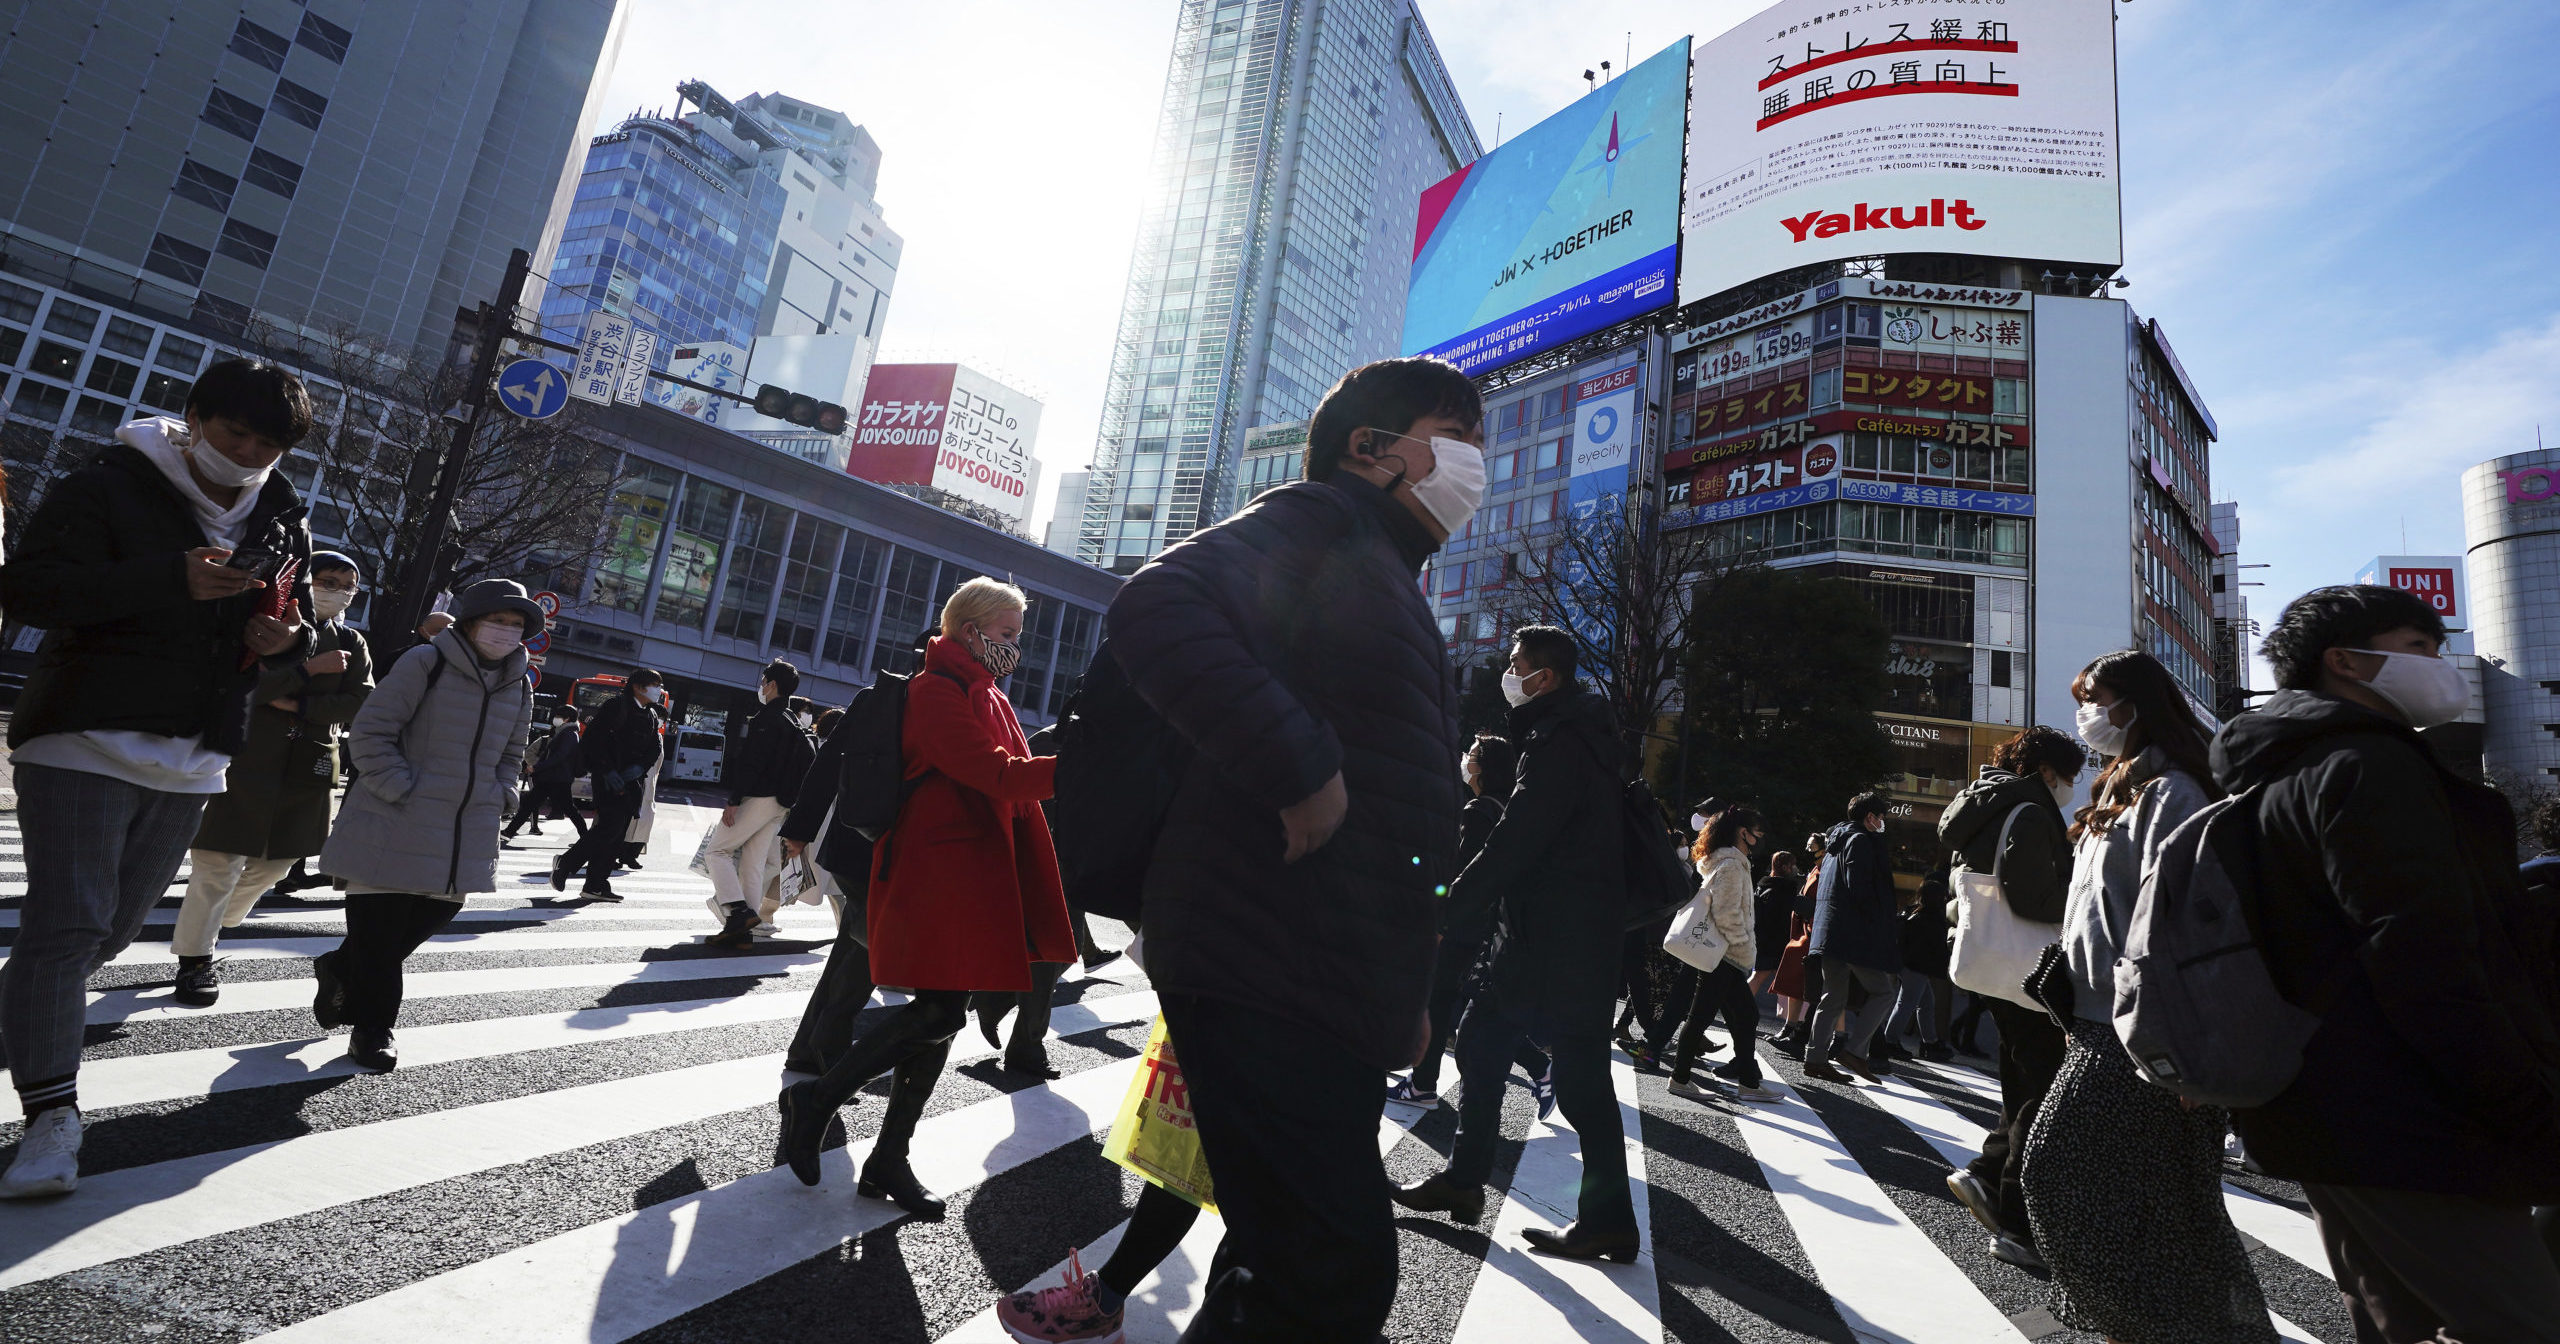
[{"xmin": 0, "ymin": 804, "xmax": 2357, "ymax": 1343}]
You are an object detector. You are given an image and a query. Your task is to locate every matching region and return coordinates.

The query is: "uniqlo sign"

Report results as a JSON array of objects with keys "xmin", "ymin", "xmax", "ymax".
[{"xmin": 2388, "ymin": 567, "xmax": 2460, "ymax": 620}]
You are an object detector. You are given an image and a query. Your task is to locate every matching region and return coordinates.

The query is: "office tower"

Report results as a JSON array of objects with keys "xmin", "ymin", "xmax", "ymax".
[
  {"xmin": 0, "ymin": 0, "xmax": 625, "ymax": 355},
  {"xmin": 536, "ymin": 80, "xmax": 901, "ymax": 464},
  {"xmin": 1075, "ymin": 0, "xmax": 1477, "ymax": 572}
]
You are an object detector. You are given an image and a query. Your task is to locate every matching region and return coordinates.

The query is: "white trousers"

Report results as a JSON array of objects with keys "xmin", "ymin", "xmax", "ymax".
[
  {"xmin": 174, "ymin": 850, "xmax": 300, "ymax": 956},
  {"xmin": 705, "ymin": 795, "xmax": 787, "ymax": 911}
]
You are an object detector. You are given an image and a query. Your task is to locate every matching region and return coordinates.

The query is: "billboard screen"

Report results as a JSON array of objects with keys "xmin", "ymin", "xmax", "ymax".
[
  {"xmin": 1403, "ymin": 38, "xmax": 1688, "ymax": 376},
  {"xmin": 1680, "ymin": 1, "xmax": 2120, "ymax": 303},
  {"xmin": 850, "ymin": 363, "xmax": 1043, "ymax": 523}
]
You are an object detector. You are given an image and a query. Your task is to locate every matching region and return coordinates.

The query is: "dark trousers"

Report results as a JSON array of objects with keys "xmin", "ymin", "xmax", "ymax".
[
  {"xmin": 504, "ymin": 780, "xmax": 586, "ymax": 837},
  {"xmin": 1411, "ymin": 937, "xmax": 1477, "ymax": 1093},
  {"xmin": 1448, "ymin": 995, "xmax": 1634, "ymax": 1233},
  {"xmin": 326, "ymin": 893, "xmax": 463, "ymax": 1032},
  {"xmin": 1101, "ymin": 1178, "xmax": 1207, "ymax": 1297},
  {"xmin": 787, "ymin": 879, "xmax": 876, "ymax": 1070},
  {"xmin": 1161, "ymin": 992, "xmax": 1396, "ymax": 1343},
  {"xmin": 2303, "ymin": 1182, "xmax": 2560, "ymax": 1344},
  {"xmin": 1671, "ymin": 961, "xmax": 1762, "ymax": 1087},
  {"xmin": 557, "ymin": 788, "xmax": 640, "ymax": 889},
  {"xmin": 1967, "ymin": 997, "xmax": 2066, "ymax": 1242}
]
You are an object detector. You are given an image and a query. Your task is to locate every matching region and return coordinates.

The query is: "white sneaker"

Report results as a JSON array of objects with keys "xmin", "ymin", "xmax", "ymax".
[
  {"xmin": 706, "ymin": 895, "xmax": 728, "ymax": 928},
  {"xmin": 752, "ymin": 922, "xmax": 780, "ymax": 938},
  {"xmin": 0, "ymin": 1106, "xmax": 82, "ymax": 1198}
]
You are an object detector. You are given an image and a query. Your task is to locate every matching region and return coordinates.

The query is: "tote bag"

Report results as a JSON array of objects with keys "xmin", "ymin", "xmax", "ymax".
[
  {"xmin": 1948, "ymin": 802, "xmax": 2061, "ymax": 1010},
  {"xmin": 1662, "ymin": 858, "xmax": 1732, "ymax": 972}
]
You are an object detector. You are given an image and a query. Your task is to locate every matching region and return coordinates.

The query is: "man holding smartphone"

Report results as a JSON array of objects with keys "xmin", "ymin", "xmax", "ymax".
[{"xmin": 0, "ymin": 359, "xmax": 316, "ymax": 1198}]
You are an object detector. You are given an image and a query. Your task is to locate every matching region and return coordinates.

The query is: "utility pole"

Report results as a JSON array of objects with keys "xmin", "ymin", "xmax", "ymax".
[{"xmin": 383, "ymin": 247, "xmax": 531, "ymax": 646}]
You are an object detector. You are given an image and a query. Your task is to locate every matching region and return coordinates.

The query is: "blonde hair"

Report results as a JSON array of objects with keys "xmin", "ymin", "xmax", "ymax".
[{"xmin": 940, "ymin": 576, "xmax": 1028, "ymax": 636}]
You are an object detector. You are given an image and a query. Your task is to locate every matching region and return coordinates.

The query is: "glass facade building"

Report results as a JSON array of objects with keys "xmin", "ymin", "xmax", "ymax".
[
  {"xmin": 1076, "ymin": 0, "xmax": 1477, "ymax": 571},
  {"xmin": 0, "ymin": 0, "xmax": 622, "ymax": 356},
  {"xmin": 538, "ymin": 116, "xmax": 785, "ymax": 351}
]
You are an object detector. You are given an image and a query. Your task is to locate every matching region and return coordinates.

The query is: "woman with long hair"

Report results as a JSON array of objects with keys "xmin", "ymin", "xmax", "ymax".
[
  {"xmin": 775, "ymin": 578, "xmax": 1076, "ymax": 1220},
  {"xmin": 2016, "ymin": 649, "xmax": 2275, "ymax": 1343},
  {"xmin": 1666, "ymin": 807, "xmax": 1781, "ymax": 1103},
  {"xmin": 1766, "ymin": 833, "xmax": 1826, "ymax": 1054}
]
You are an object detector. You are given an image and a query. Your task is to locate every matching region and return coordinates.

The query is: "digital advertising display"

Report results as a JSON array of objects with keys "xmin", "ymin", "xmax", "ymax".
[
  {"xmin": 1403, "ymin": 38, "xmax": 1689, "ymax": 376},
  {"xmin": 1681, "ymin": 0, "xmax": 2121, "ymax": 303}
]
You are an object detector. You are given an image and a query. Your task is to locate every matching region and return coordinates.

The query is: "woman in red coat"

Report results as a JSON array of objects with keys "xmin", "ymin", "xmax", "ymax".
[{"xmin": 775, "ymin": 577, "xmax": 1074, "ymax": 1219}]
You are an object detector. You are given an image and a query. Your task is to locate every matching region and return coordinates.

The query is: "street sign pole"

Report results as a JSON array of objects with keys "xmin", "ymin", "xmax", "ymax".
[{"xmin": 384, "ymin": 247, "xmax": 532, "ymax": 647}]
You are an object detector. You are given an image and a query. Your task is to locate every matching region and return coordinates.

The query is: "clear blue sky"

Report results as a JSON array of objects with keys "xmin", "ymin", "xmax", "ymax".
[{"xmin": 597, "ymin": 0, "xmax": 2560, "ymax": 668}]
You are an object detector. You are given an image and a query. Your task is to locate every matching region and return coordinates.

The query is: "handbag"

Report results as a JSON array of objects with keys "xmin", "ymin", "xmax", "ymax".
[
  {"xmin": 1662, "ymin": 857, "xmax": 1732, "ymax": 972},
  {"xmin": 1949, "ymin": 801, "xmax": 2062, "ymax": 1010}
]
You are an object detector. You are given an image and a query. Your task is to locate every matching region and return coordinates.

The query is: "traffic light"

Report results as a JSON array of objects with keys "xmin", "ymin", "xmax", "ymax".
[{"xmin": 752, "ymin": 383, "xmax": 848, "ymax": 434}]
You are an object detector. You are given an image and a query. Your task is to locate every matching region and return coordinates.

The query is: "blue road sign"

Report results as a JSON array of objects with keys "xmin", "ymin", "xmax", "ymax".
[{"xmin": 496, "ymin": 358, "xmax": 569, "ymax": 420}]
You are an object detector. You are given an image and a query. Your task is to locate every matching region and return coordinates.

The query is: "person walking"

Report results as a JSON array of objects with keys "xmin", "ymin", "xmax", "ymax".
[
  {"xmin": 1880, "ymin": 864, "xmax": 1955, "ymax": 1064},
  {"xmin": 1395, "ymin": 624, "xmax": 1638, "ymax": 1263},
  {"xmin": 2014, "ymin": 649, "xmax": 2275, "ymax": 1343},
  {"xmin": 551, "ymin": 669, "xmax": 663, "ymax": 900},
  {"xmin": 171, "ymin": 550, "xmax": 374, "ymax": 1006},
  {"xmin": 1767, "ymin": 836, "xmax": 1825, "ymax": 1055},
  {"xmin": 1937, "ymin": 724, "xmax": 2081, "ymax": 1270},
  {"xmin": 0, "ymin": 363, "xmax": 315, "ymax": 1198},
  {"xmin": 1801, "ymin": 793, "xmax": 1906, "ymax": 1084},
  {"xmin": 1104, "ymin": 357, "xmax": 1476, "ymax": 1338},
  {"xmin": 779, "ymin": 707, "xmax": 878, "ymax": 1076},
  {"xmin": 2216, "ymin": 586, "xmax": 2560, "ymax": 1340},
  {"xmin": 774, "ymin": 578, "xmax": 1075, "ymax": 1220},
  {"xmin": 703, "ymin": 658, "xmax": 815, "ymax": 949},
  {"xmin": 1388, "ymin": 732, "xmax": 1525, "ymax": 1107},
  {"xmin": 309, "ymin": 579, "xmax": 537, "ymax": 1072},
  {"xmin": 1667, "ymin": 807, "xmax": 1781, "ymax": 1104},
  {"xmin": 503, "ymin": 705, "xmax": 586, "ymax": 841}
]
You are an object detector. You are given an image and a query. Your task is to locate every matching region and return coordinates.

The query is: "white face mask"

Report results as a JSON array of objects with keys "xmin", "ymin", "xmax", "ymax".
[
  {"xmin": 471, "ymin": 626, "xmax": 521, "ymax": 661},
  {"xmin": 1378, "ymin": 431, "xmax": 1488, "ymax": 535},
  {"xmin": 1689, "ymin": 811, "xmax": 1711, "ymax": 833},
  {"xmin": 1500, "ymin": 669, "xmax": 1533, "ymax": 707},
  {"xmin": 643, "ymin": 685, "xmax": 666, "ymax": 705},
  {"xmin": 2048, "ymin": 777, "xmax": 2076, "ymax": 810},
  {"xmin": 759, "ymin": 683, "xmax": 778, "ymax": 704},
  {"xmin": 2075, "ymin": 700, "xmax": 2134, "ymax": 757},
  {"xmin": 2356, "ymin": 649, "xmax": 2469, "ymax": 728},
  {"xmin": 187, "ymin": 435, "xmax": 275, "ymax": 490},
  {"xmin": 311, "ymin": 587, "xmax": 355, "ymax": 620}
]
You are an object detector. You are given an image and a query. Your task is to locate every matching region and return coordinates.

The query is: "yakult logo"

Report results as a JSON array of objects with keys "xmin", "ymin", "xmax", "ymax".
[{"xmin": 1782, "ymin": 199, "xmax": 1987, "ymax": 243}]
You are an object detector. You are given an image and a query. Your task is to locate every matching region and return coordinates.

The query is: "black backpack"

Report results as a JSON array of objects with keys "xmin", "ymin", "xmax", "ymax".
[
  {"xmin": 1618, "ymin": 774, "xmax": 1701, "ymax": 931},
  {"xmin": 833, "ymin": 665, "xmax": 966, "ymax": 844},
  {"xmin": 1048, "ymin": 641, "xmax": 1191, "ymax": 925}
]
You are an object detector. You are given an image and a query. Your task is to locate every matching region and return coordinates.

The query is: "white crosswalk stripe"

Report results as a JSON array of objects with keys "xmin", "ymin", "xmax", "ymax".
[{"xmin": 0, "ymin": 805, "xmax": 2356, "ymax": 1343}]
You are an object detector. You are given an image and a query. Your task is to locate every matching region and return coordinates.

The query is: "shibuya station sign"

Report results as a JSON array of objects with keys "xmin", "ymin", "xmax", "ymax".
[{"xmin": 1680, "ymin": 0, "xmax": 2122, "ymax": 302}]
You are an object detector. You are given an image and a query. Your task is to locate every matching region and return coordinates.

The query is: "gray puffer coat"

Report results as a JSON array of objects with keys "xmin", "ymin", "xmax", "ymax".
[{"xmin": 320, "ymin": 629, "xmax": 531, "ymax": 896}]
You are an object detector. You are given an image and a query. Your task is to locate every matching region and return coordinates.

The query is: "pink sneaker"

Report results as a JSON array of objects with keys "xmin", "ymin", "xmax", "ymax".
[{"xmin": 996, "ymin": 1249, "xmax": 1125, "ymax": 1343}]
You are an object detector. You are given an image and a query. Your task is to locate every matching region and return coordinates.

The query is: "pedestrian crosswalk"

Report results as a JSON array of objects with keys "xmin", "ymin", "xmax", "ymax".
[{"xmin": 0, "ymin": 804, "xmax": 2357, "ymax": 1342}]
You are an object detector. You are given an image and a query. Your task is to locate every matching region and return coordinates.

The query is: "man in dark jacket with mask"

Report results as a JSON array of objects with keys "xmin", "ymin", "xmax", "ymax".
[
  {"xmin": 1803, "ymin": 793, "xmax": 1905, "ymax": 1084},
  {"xmin": 552, "ymin": 668, "xmax": 664, "ymax": 900},
  {"xmin": 0, "ymin": 361, "xmax": 316, "ymax": 1198},
  {"xmin": 1394, "ymin": 624, "xmax": 1636, "ymax": 1262},
  {"xmin": 1108, "ymin": 356, "xmax": 1476, "ymax": 1342},
  {"xmin": 1934, "ymin": 725, "xmax": 2080, "ymax": 1268},
  {"xmin": 2217, "ymin": 585, "xmax": 2560, "ymax": 1340}
]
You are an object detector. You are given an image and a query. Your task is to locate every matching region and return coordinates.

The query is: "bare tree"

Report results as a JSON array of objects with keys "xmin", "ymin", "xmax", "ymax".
[
  {"xmin": 1481, "ymin": 485, "xmax": 1731, "ymax": 754},
  {"xmin": 236, "ymin": 322, "xmax": 622, "ymax": 635},
  {"xmin": 888, "ymin": 482, "xmax": 1033, "ymax": 540}
]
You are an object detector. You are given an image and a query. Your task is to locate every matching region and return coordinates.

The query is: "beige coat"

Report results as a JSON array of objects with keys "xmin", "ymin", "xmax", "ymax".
[{"xmin": 1695, "ymin": 846, "xmax": 1758, "ymax": 972}]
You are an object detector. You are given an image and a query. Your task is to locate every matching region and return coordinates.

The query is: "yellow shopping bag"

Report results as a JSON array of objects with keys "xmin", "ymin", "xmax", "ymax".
[{"xmin": 1100, "ymin": 1015, "xmax": 1217, "ymax": 1211}]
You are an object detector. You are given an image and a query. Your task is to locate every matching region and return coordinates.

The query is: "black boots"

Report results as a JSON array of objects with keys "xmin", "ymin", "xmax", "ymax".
[
  {"xmin": 776, "ymin": 1080, "xmax": 831, "ymax": 1186},
  {"xmin": 348, "ymin": 1026, "xmax": 397, "ymax": 1072},
  {"xmin": 708, "ymin": 903, "xmax": 760, "ymax": 949},
  {"xmin": 174, "ymin": 955, "xmax": 220, "ymax": 1007},
  {"xmin": 858, "ymin": 1046, "xmax": 949, "ymax": 1220},
  {"xmin": 311, "ymin": 951, "xmax": 346, "ymax": 1030}
]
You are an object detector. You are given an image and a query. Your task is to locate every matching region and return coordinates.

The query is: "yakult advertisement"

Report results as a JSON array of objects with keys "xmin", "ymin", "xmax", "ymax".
[
  {"xmin": 850, "ymin": 363, "xmax": 1043, "ymax": 523},
  {"xmin": 1681, "ymin": 0, "xmax": 2122, "ymax": 303}
]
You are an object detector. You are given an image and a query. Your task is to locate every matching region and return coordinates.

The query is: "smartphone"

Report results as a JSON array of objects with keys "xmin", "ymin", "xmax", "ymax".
[{"xmin": 223, "ymin": 548, "xmax": 284, "ymax": 582}]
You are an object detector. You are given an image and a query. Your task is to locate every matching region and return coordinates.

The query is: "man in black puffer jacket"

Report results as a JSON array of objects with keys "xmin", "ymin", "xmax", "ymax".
[
  {"xmin": 1395, "ymin": 625, "xmax": 1636, "ymax": 1262},
  {"xmin": 2218, "ymin": 586, "xmax": 2560, "ymax": 1339},
  {"xmin": 1108, "ymin": 357, "xmax": 1474, "ymax": 1342},
  {"xmin": 552, "ymin": 669, "xmax": 664, "ymax": 899}
]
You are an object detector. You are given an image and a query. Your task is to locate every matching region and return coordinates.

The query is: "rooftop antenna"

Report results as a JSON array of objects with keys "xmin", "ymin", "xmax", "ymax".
[
  {"xmin": 1494, "ymin": 111, "xmax": 1503, "ymax": 147},
  {"xmin": 1625, "ymin": 31, "xmax": 1633, "ymax": 73}
]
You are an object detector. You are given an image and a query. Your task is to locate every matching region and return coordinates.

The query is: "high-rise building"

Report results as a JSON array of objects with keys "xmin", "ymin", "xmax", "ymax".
[
  {"xmin": 1044, "ymin": 471, "xmax": 1091, "ymax": 554},
  {"xmin": 2462, "ymin": 454, "xmax": 2560, "ymax": 784},
  {"xmin": 537, "ymin": 80, "xmax": 902, "ymax": 464},
  {"xmin": 2210, "ymin": 502, "xmax": 2254, "ymax": 720},
  {"xmin": 0, "ymin": 0, "xmax": 625, "ymax": 355},
  {"xmin": 1074, "ymin": 0, "xmax": 1477, "ymax": 572}
]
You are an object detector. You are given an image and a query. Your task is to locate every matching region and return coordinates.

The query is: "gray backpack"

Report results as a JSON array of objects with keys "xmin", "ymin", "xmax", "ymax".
[{"xmin": 2112, "ymin": 784, "xmax": 2322, "ymax": 1108}]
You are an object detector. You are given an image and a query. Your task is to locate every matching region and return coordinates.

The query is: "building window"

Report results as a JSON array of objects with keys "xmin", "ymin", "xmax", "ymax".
[
  {"xmin": 42, "ymin": 299, "xmax": 100, "ymax": 341},
  {"xmin": 769, "ymin": 518, "xmax": 842, "ymax": 657},
  {"xmin": 1994, "ymin": 377, "xmax": 2026, "ymax": 416},
  {"xmin": 71, "ymin": 395, "xmax": 126, "ymax": 437},
  {"xmin": 1045, "ymin": 606, "xmax": 1099, "ymax": 719},
  {"xmin": 591, "ymin": 461, "xmax": 678, "ymax": 613},
  {"xmin": 173, "ymin": 159, "xmax": 239, "ymax": 213},
  {"xmin": 822, "ymin": 534, "xmax": 887, "ymax": 667},
  {"xmin": 217, "ymin": 220, "xmax": 279, "ymax": 270},
  {"xmin": 0, "ymin": 280, "xmax": 37, "ymax": 323},
  {"xmin": 243, "ymin": 148, "xmax": 303, "ymax": 199},
  {"xmin": 139, "ymin": 371, "xmax": 192, "ymax": 412},
  {"xmin": 100, "ymin": 317, "xmax": 153, "ymax": 359},
  {"xmin": 1812, "ymin": 367, "xmax": 1841, "ymax": 407},
  {"xmin": 654, "ymin": 477, "xmax": 738, "ymax": 633},
  {"xmin": 229, "ymin": 18, "xmax": 292, "ymax": 72},
  {"xmin": 155, "ymin": 333, "xmax": 208, "ymax": 373},
  {"xmin": 0, "ymin": 327, "xmax": 22, "ymax": 366},
  {"xmin": 874, "ymin": 549, "xmax": 943, "ymax": 676},
  {"xmin": 27, "ymin": 340, "xmax": 81, "ymax": 380},
  {"xmin": 270, "ymin": 79, "xmax": 329, "ymax": 131},
  {"xmin": 295, "ymin": 11, "xmax": 352, "ymax": 62},
  {"xmin": 9, "ymin": 379, "xmax": 68, "ymax": 422},
  {"xmin": 200, "ymin": 88, "xmax": 264, "ymax": 141},
  {"xmin": 715, "ymin": 499, "xmax": 791, "ymax": 643},
  {"xmin": 83, "ymin": 356, "xmax": 139, "ymax": 398}
]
